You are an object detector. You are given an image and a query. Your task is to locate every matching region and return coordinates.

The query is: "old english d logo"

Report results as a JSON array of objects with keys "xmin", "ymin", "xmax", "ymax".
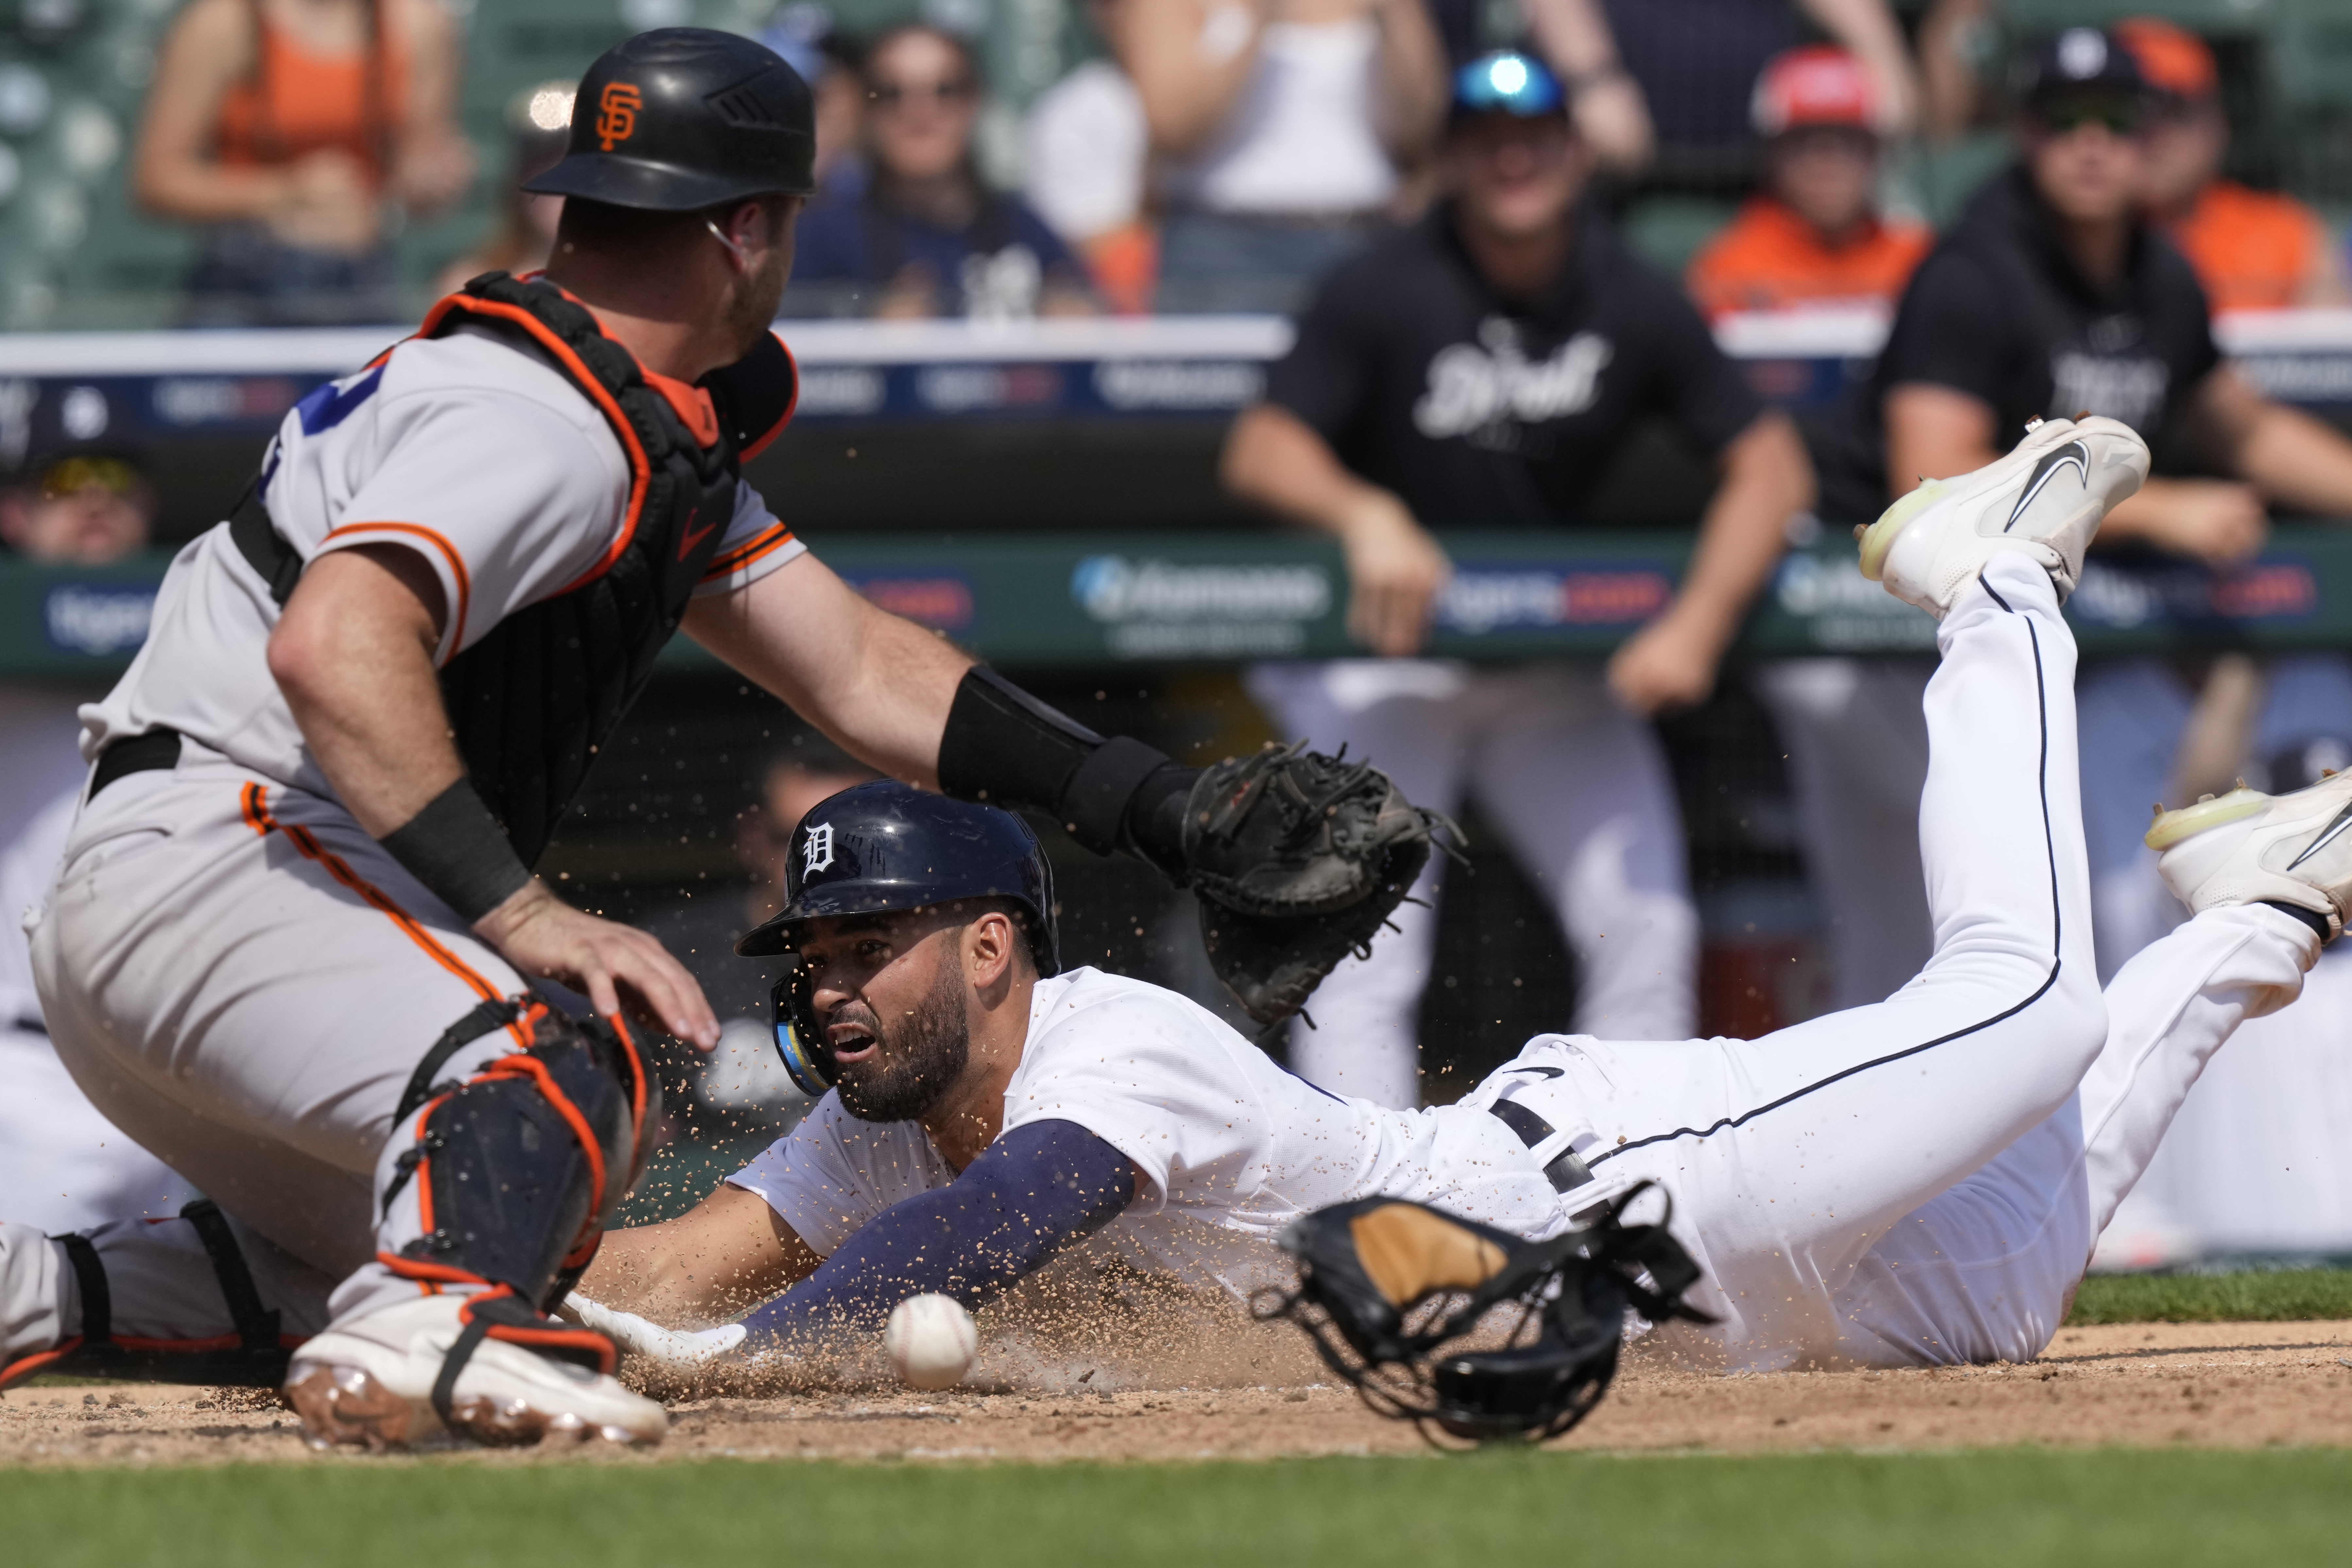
[
  {"xmin": 802, "ymin": 821, "xmax": 835, "ymax": 876},
  {"xmin": 597, "ymin": 82, "xmax": 643, "ymax": 150}
]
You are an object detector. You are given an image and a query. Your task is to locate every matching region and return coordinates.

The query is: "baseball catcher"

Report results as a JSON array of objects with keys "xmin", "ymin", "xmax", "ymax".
[{"xmin": 0, "ymin": 27, "xmax": 1435, "ymax": 1451}]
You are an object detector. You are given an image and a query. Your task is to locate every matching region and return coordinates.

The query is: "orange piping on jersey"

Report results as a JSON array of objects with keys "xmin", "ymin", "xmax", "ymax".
[
  {"xmin": 700, "ymin": 522, "xmax": 798, "ymax": 583},
  {"xmin": 413, "ymin": 292, "xmax": 653, "ymax": 593},
  {"xmin": 738, "ymin": 332, "xmax": 801, "ymax": 462},
  {"xmin": 237, "ymin": 783, "xmax": 528, "ymax": 1048},
  {"xmin": 321, "ymin": 521, "xmax": 473, "ymax": 655}
]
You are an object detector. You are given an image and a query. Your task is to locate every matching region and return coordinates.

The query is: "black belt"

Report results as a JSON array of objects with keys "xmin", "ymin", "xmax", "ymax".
[
  {"xmin": 90, "ymin": 728, "xmax": 183, "ymax": 799},
  {"xmin": 1488, "ymin": 1098, "xmax": 1595, "ymax": 1195}
]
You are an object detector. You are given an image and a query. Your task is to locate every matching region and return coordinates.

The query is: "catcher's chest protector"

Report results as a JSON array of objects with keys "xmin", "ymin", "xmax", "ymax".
[
  {"xmin": 231, "ymin": 272, "xmax": 797, "ymax": 865},
  {"xmin": 421, "ymin": 274, "xmax": 790, "ymax": 865}
]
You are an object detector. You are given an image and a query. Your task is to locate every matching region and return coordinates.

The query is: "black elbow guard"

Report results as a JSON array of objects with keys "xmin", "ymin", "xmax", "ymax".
[{"xmin": 936, "ymin": 666, "xmax": 1195, "ymax": 875}]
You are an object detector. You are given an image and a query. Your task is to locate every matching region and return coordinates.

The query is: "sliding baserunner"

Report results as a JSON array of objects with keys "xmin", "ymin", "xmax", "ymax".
[{"xmin": 571, "ymin": 415, "xmax": 2352, "ymax": 1389}]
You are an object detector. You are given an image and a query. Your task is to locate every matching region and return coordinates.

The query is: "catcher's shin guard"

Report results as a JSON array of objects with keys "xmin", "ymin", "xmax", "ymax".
[
  {"xmin": 0, "ymin": 1202, "xmax": 300, "ymax": 1391},
  {"xmin": 376, "ymin": 1003, "xmax": 658, "ymax": 1414}
]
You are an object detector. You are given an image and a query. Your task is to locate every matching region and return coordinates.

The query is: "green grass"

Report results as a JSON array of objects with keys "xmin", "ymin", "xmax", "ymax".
[
  {"xmin": 2065, "ymin": 1268, "xmax": 2352, "ymax": 1324},
  {"xmin": 7, "ymin": 1450, "xmax": 2352, "ymax": 1567}
]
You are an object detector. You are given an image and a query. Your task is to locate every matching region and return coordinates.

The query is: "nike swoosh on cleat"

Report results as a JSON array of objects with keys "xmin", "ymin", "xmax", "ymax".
[
  {"xmin": 2004, "ymin": 440, "xmax": 2091, "ymax": 533},
  {"xmin": 2287, "ymin": 800, "xmax": 2352, "ymax": 871},
  {"xmin": 1508, "ymin": 1065, "xmax": 1565, "ymax": 1079}
]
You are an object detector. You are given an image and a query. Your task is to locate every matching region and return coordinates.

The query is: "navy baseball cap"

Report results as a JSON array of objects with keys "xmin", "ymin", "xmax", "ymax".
[
  {"xmin": 2019, "ymin": 27, "xmax": 2146, "ymax": 112},
  {"xmin": 1451, "ymin": 51, "xmax": 1566, "ymax": 123}
]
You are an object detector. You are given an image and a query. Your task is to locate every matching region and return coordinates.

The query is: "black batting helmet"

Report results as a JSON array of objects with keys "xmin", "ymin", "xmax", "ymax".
[
  {"xmin": 737, "ymin": 781, "xmax": 1061, "ymax": 1096},
  {"xmin": 525, "ymin": 28, "xmax": 815, "ymax": 212}
]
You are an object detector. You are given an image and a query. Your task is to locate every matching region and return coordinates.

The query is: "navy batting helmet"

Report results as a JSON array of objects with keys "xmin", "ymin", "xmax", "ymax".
[
  {"xmin": 736, "ymin": 781, "xmax": 1061, "ymax": 1096},
  {"xmin": 525, "ymin": 28, "xmax": 815, "ymax": 212}
]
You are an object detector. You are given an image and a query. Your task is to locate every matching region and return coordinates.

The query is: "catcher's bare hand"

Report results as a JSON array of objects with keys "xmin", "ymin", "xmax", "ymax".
[{"xmin": 476, "ymin": 882, "xmax": 719, "ymax": 1048}]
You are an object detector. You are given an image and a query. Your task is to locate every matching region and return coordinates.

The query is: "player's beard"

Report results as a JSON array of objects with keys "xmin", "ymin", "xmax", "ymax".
[
  {"xmin": 833, "ymin": 952, "xmax": 970, "ymax": 1123},
  {"xmin": 724, "ymin": 242, "xmax": 792, "ymax": 355}
]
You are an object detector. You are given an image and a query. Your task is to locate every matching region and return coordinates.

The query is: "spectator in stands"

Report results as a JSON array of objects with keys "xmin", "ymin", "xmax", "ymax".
[
  {"xmin": 1515, "ymin": 0, "xmax": 1916, "ymax": 182},
  {"xmin": 432, "ymin": 81, "xmax": 571, "ymax": 296},
  {"xmin": 1220, "ymin": 53, "xmax": 1814, "ymax": 1106},
  {"xmin": 790, "ymin": 24, "xmax": 1092, "ymax": 319},
  {"xmin": 1124, "ymin": 0, "xmax": 1447, "ymax": 304},
  {"xmin": 133, "ymin": 0, "xmax": 474, "ymax": 325},
  {"xmin": 1025, "ymin": 0, "xmax": 1158, "ymax": 314},
  {"xmin": 1686, "ymin": 45, "xmax": 1930, "ymax": 317},
  {"xmin": 0, "ymin": 435, "xmax": 195, "ymax": 1231},
  {"xmin": 634, "ymin": 739, "xmax": 876, "ymax": 1133},
  {"xmin": 2116, "ymin": 16, "xmax": 2350, "ymax": 312},
  {"xmin": 762, "ymin": 5, "xmax": 871, "ymax": 197}
]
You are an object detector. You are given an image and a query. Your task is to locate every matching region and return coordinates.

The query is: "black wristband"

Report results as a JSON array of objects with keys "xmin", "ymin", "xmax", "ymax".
[{"xmin": 378, "ymin": 778, "xmax": 533, "ymax": 924}]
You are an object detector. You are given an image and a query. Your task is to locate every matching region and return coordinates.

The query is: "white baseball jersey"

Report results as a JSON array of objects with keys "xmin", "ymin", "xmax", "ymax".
[
  {"xmin": 80, "ymin": 332, "xmax": 806, "ymax": 788},
  {"xmin": 727, "ymin": 966, "xmax": 1562, "ymax": 1299}
]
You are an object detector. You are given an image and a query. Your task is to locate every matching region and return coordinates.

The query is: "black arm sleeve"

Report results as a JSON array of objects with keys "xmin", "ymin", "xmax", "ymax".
[
  {"xmin": 936, "ymin": 666, "xmax": 1195, "ymax": 876},
  {"xmin": 738, "ymin": 1118, "xmax": 1136, "ymax": 1345}
]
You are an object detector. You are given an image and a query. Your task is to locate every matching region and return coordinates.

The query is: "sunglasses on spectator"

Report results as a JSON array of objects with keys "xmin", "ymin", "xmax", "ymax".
[
  {"xmin": 2037, "ymin": 99, "xmax": 2143, "ymax": 136},
  {"xmin": 869, "ymin": 78, "xmax": 975, "ymax": 109},
  {"xmin": 37, "ymin": 455, "xmax": 142, "ymax": 499}
]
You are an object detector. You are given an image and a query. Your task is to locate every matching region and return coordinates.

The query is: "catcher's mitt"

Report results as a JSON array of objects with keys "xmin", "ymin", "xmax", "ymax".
[{"xmin": 1182, "ymin": 742, "xmax": 1459, "ymax": 1025}]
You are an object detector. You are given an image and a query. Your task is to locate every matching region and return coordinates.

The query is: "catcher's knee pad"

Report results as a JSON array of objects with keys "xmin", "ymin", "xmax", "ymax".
[{"xmin": 384, "ymin": 1004, "xmax": 657, "ymax": 1311}]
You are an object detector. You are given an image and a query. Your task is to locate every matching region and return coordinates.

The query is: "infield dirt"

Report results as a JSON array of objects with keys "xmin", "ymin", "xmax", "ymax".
[{"xmin": 10, "ymin": 1319, "xmax": 2352, "ymax": 1465}]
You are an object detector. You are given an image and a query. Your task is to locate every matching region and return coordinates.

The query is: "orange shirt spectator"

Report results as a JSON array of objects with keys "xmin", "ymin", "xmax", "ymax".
[
  {"xmin": 133, "ymin": 0, "xmax": 473, "ymax": 324},
  {"xmin": 1685, "ymin": 44, "xmax": 1930, "ymax": 319},
  {"xmin": 1689, "ymin": 195, "xmax": 1929, "ymax": 318},
  {"xmin": 2117, "ymin": 16, "xmax": 2348, "ymax": 312}
]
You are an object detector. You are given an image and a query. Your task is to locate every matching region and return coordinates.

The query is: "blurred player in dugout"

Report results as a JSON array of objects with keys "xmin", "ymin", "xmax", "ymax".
[
  {"xmin": 1221, "ymin": 50, "xmax": 1814, "ymax": 1107},
  {"xmin": 1685, "ymin": 44, "xmax": 1930, "ymax": 319}
]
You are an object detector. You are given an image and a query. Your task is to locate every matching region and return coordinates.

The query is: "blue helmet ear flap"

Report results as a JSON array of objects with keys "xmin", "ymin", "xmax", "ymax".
[{"xmin": 769, "ymin": 964, "xmax": 838, "ymax": 1097}]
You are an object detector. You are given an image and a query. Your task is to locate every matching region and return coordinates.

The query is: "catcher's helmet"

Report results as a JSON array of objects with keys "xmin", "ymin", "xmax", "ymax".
[
  {"xmin": 737, "ymin": 781, "xmax": 1061, "ymax": 1096},
  {"xmin": 525, "ymin": 28, "xmax": 815, "ymax": 212}
]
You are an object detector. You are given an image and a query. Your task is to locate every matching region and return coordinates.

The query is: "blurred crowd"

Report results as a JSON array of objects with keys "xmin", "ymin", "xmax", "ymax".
[{"xmin": 91, "ymin": 0, "xmax": 2352, "ymax": 324}]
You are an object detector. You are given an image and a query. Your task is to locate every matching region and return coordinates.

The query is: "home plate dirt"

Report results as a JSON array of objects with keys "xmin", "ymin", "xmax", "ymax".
[{"xmin": 11, "ymin": 1319, "xmax": 2352, "ymax": 1466}]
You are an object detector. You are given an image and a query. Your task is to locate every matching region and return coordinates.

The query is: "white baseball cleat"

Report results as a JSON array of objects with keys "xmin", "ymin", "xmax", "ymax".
[
  {"xmin": 283, "ymin": 1293, "xmax": 668, "ymax": 1451},
  {"xmin": 2146, "ymin": 768, "xmax": 2352, "ymax": 938},
  {"xmin": 1857, "ymin": 415, "xmax": 2150, "ymax": 618}
]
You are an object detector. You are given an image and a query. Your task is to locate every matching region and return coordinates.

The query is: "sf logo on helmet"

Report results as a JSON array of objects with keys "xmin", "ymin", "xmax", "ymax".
[
  {"xmin": 596, "ymin": 82, "xmax": 642, "ymax": 150},
  {"xmin": 802, "ymin": 822, "xmax": 835, "ymax": 876}
]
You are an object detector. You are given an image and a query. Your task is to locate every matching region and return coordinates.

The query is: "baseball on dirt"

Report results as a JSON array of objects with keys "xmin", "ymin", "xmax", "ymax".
[{"xmin": 885, "ymin": 1293, "xmax": 979, "ymax": 1390}]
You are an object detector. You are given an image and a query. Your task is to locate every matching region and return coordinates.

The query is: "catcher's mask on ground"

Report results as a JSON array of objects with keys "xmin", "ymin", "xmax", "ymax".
[
  {"xmin": 1253, "ymin": 1186, "xmax": 1715, "ymax": 1444},
  {"xmin": 737, "ymin": 780, "xmax": 1059, "ymax": 1096}
]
